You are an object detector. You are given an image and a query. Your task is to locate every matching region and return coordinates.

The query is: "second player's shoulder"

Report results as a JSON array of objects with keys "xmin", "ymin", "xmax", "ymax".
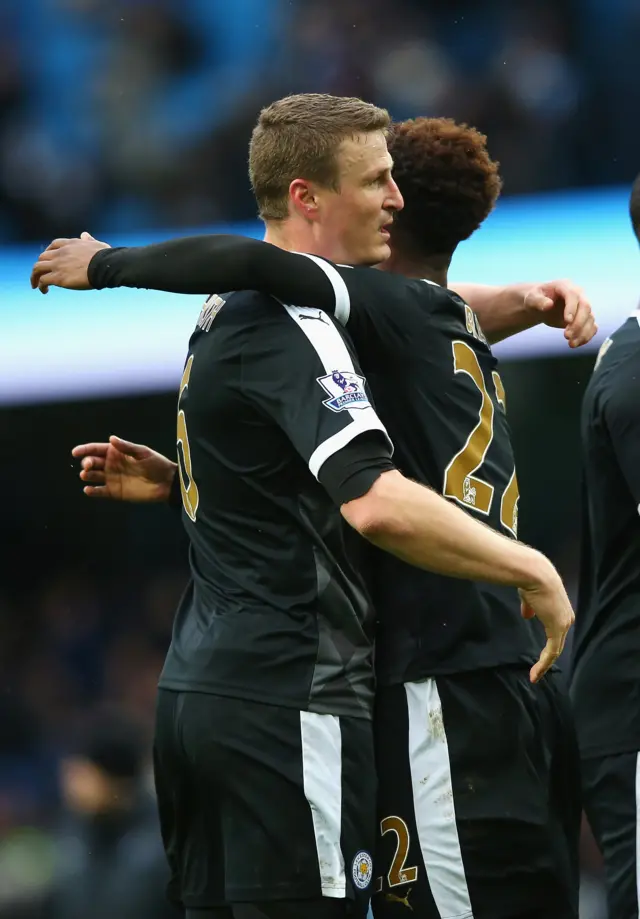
[
  {"xmin": 418, "ymin": 282, "xmax": 493, "ymax": 351},
  {"xmin": 339, "ymin": 267, "xmax": 451, "ymax": 325},
  {"xmin": 342, "ymin": 266, "xmax": 435, "ymax": 301}
]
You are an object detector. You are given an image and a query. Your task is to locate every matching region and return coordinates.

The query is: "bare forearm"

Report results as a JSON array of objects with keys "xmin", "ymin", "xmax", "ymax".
[
  {"xmin": 343, "ymin": 471, "xmax": 551, "ymax": 589},
  {"xmin": 451, "ymin": 282, "xmax": 538, "ymax": 344}
]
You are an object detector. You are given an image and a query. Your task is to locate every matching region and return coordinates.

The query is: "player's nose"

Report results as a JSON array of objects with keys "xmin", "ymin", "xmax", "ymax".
[{"xmin": 386, "ymin": 177, "xmax": 404, "ymax": 212}]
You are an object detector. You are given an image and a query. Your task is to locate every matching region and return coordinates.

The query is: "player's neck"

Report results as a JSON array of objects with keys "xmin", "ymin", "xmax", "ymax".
[
  {"xmin": 382, "ymin": 249, "xmax": 450, "ymax": 287},
  {"xmin": 263, "ymin": 222, "xmax": 297, "ymax": 253},
  {"xmin": 263, "ymin": 218, "xmax": 336, "ymax": 260}
]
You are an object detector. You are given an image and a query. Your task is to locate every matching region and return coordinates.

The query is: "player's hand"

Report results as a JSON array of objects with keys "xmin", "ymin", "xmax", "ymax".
[
  {"xmin": 71, "ymin": 435, "xmax": 177, "ymax": 503},
  {"xmin": 518, "ymin": 568, "xmax": 575, "ymax": 683},
  {"xmin": 31, "ymin": 232, "xmax": 111, "ymax": 295},
  {"xmin": 524, "ymin": 280, "xmax": 597, "ymax": 348}
]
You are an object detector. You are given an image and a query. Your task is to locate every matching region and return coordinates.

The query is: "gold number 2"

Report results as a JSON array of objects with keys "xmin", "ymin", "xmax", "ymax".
[
  {"xmin": 492, "ymin": 371, "xmax": 519, "ymax": 537},
  {"xmin": 444, "ymin": 341, "xmax": 495, "ymax": 515},
  {"xmin": 177, "ymin": 355, "xmax": 199, "ymax": 522},
  {"xmin": 444, "ymin": 341, "xmax": 519, "ymax": 537},
  {"xmin": 374, "ymin": 815, "xmax": 418, "ymax": 892}
]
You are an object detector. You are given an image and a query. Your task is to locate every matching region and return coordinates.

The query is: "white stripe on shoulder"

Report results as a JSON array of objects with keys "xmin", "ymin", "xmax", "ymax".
[
  {"xmin": 422, "ymin": 278, "xmax": 441, "ymax": 287},
  {"xmin": 308, "ymin": 419, "xmax": 389, "ymax": 479},
  {"xmin": 281, "ymin": 303, "xmax": 393, "ymax": 479},
  {"xmin": 294, "ymin": 253, "xmax": 351, "ymax": 326}
]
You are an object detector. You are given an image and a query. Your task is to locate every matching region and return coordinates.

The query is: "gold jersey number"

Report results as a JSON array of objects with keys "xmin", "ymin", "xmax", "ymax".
[
  {"xmin": 374, "ymin": 815, "xmax": 419, "ymax": 894},
  {"xmin": 177, "ymin": 355, "xmax": 199, "ymax": 522},
  {"xmin": 443, "ymin": 341, "xmax": 519, "ymax": 537}
]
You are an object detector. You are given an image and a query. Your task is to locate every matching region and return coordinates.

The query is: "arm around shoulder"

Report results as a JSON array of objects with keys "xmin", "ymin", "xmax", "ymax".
[
  {"xmin": 341, "ymin": 469, "xmax": 574, "ymax": 682},
  {"xmin": 340, "ymin": 469, "xmax": 550, "ymax": 589}
]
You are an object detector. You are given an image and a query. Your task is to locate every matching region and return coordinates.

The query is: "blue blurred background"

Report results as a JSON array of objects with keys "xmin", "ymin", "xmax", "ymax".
[
  {"xmin": 1, "ymin": 0, "xmax": 638, "ymax": 915},
  {"xmin": 1, "ymin": 0, "xmax": 639, "ymax": 242}
]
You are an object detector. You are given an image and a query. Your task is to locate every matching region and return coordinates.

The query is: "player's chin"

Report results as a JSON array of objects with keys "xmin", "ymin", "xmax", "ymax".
[{"xmin": 362, "ymin": 240, "xmax": 391, "ymax": 267}]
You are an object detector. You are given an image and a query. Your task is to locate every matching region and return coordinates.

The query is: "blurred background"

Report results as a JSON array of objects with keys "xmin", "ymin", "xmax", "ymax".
[{"xmin": 1, "ymin": 0, "xmax": 638, "ymax": 915}]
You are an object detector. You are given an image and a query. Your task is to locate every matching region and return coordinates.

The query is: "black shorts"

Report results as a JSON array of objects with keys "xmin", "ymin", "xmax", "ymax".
[
  {"xmin": 581, "ymin": 751, "xmax": 640, "ymax": 919},
  {"xmin": 372, "ymin": 667, "xmax": 581, "ymax": 919},
  {"xmin": 153, "ymin": 689, "xmax": 376, "ymax": 916}
]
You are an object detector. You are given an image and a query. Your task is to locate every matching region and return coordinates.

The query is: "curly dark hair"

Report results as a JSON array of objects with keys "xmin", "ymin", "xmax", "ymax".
[
  {"xmin": 630, "ymin": 172, "xmax": 640, "ymax": 244},
  {"xmin": 388, "ymin": 117, "xmax": 503, "ymax": 258}
]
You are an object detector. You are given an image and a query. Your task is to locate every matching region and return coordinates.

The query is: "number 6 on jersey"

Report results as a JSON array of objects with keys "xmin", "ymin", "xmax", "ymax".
[{"xmin": 177, "ymin": 355, "xmax": 200, "ymax": 522}]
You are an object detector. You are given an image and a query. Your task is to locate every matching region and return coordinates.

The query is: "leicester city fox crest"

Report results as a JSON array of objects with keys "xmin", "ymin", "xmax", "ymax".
[{"xmin": 352, "ymin": 850, "xmax": 373, "ymax": 889}]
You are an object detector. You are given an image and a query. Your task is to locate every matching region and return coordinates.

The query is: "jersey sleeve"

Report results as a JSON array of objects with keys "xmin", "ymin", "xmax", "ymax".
[
  {"xmin": 88, "ymin": 235, "xmax": 345, "ymax": 314},
  {"xmin": 240, "ymin": 299, "xmax": 393, "ymax": 491},
  {"xmin": 318, "ymin": 431, "xmax": 395, "ymax": 506},
  {"xmin": 88, "ymin": 234, "xmax": 433, "ymax": 365},
  {"xmin": 603, "ymin": 356, "xmax": 640, "ymax": 508}
]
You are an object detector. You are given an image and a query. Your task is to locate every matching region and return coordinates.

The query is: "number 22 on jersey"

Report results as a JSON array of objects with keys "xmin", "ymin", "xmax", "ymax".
[
  {"xmin": 177, "ymin": 355, "xmax": 199, "ymax": 522},
  {"xmin": 443, "ymin": 340, "xmax": 519, "ymax": 537}
]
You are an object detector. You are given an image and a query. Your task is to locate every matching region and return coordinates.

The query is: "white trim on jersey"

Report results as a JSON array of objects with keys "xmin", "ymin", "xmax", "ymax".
[
  {"xmin": 308, "ymin": 423, "xmax": 381, "ymax": 481},
  {"xmin": 282, "ymin": 303, "xmax": 393, "ymax": 479},
  {"xmin": 295, "ymin": 252, "xmax": 352, "ymax": 326},
  {"xmin": 405, "ymin": 681, "xmax": 474, "ymax": 919},
  {"xmin": 300, "ymin": 711, "xmax": 346, "ymax": 898},
  {"xmin": 635, "ymin": 752, "xmax": 640, "ymax": 912}
]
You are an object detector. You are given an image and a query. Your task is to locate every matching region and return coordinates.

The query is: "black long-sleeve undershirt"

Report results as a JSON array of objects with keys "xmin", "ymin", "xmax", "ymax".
[{"xmin": 88, "ymin": 235, "xmax": 340, "ymax": 313}]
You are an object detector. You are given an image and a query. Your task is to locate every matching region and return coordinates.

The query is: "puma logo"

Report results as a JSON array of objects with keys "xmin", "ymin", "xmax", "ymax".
[
  {"xmin": 298, "ymin": 310, "xmax": 328, "ymax": 323},
  {"xmin": 385, "ymin": 888, "xmax": 413, "ymax": 910}
]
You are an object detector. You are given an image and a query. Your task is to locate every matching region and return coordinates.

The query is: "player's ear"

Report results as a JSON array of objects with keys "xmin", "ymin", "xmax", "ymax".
[{"xmin": 289, "ymin": 179, "xmax": 321, "ymax": 222}]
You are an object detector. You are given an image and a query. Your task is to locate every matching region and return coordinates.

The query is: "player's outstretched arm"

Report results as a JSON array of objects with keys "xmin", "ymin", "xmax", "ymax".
[
  {"xmin": 452, "ymin": 280, "xmax": 597, "ymax": 349},
  {"xmin": 72, "ymin": 436, "xmax": 177, "ymax": 503},
  {"xmin": 30, "ymin": 234, "xmax": 342, "ymax": 313},
  {"xmin": 341, "ymin": 469, "xmax": 574, "ymax": 683}
]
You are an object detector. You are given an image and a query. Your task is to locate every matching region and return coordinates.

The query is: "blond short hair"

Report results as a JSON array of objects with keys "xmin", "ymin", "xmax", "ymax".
[{"xmin": 249, "ymin": 94, "xmax": 390, "ymax": 221}]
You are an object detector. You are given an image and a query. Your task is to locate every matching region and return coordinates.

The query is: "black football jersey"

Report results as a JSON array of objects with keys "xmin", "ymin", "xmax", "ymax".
[
  {"xmin": 90, "ymin": 237, "xmax": 541, "ymax": 683},
  {"xmin": 158, "ymin": 290, "xmax": 394, "ymax": 719},
  {"xmin": 297, "ymin": 265, "xmax": 539, "ymax": 683},
  {"xmin": 571, "ymin": 314, "xmax": 640, "ymax": 758}
]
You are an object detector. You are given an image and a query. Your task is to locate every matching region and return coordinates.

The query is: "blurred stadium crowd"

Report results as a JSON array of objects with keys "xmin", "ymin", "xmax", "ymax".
[
  {"xmin": 1, "ymin": 0, "xmax": 636, "ymax": 916},
  {"xmin": 0, "ymin": 557, "xmax": 186, "ymax": 916},
  {"xmin": 1, "ymin": 0, "xmax": 640, "ymax": 243}
]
